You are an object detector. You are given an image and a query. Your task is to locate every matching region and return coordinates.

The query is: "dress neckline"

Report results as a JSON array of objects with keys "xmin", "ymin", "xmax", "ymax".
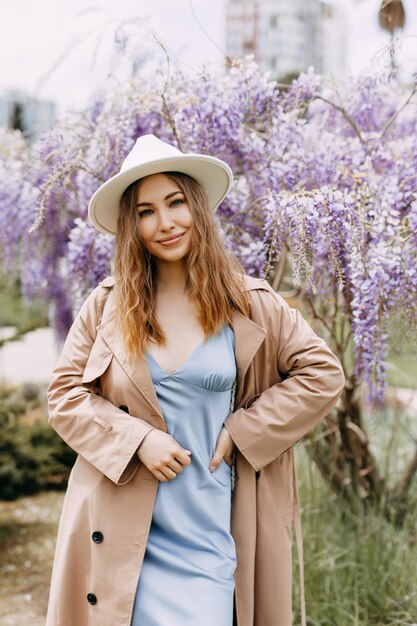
[
  {"xmin": 146, "ymin": 337, "xmax": 207, "ymax": 377},
  {"xmin": 146, "ymin": 322, "xmax": 231, "ymax": 378}
]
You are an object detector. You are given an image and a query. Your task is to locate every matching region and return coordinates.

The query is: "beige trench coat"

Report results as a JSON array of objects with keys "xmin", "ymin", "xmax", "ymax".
[{"xmin": 46, "ymin": 274, "xmax": 345, "ymax": 626}]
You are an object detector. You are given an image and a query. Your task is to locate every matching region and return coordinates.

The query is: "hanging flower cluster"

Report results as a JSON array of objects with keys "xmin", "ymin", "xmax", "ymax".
[
  {"xmin": 261, "ymin": 69, "xmax": 417, "ymax": 401},
  {"xmin": 1, "ymin": 56, "xmax": 416, "ymax": 403}
]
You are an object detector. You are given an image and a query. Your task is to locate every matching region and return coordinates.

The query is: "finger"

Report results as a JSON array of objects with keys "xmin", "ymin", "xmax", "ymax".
[
  {"xmin": 168, "ymin": 459, "xmax": 184, "ymax": 474},
  {"xmin": 177, "ymin": 450, "xmax": 192, "ymax": 466},
  {"xmin": 219, "ymin": 427, "xmax": 232, "ymax": 444},
  {"xmin": 152, "ymin": 468, "xmax": 170, "ymax": 482},
  {"xmin": 161, "ymin": 466, "xmax": 178, "ymax": 480},
  {"xmin": 209, "ymin": 450, "xmax": 225, "ymax": 471}
]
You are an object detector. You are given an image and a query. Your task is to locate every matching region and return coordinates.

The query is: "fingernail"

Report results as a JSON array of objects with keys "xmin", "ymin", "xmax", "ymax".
[{"xmin": 209, "ymin": 465, "xmax": 214, "ymax": 472}]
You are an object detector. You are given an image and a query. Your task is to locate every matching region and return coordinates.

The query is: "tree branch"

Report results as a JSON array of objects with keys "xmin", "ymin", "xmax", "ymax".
[
  {"xmin": 380, "ymin": 83, "xmax": 417, "ymax": 139},
  {"xmin": 152, "ymin": 34, "xmax": 183, "ymax": 152},
  {"xmin": 315, "ymin": 95, "xmax": 364, "ymax": 143}
]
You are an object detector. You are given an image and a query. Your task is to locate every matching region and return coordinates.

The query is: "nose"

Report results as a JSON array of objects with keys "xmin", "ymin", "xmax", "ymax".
[{"xmin": 157, "ymin": 207, "xmax": 176, "ymax": 230}]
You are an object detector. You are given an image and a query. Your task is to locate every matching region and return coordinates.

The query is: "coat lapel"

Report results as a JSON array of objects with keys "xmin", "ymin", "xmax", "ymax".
[
  {"xmin": 97, "ymin": 303, "xmax": 164, "ymax": 420},
  {"xmin": 97, "ymin": 283, "xmax": 267, "ymax": 420},
  {"xmin": 230, "ymin": 307, "xmax": 267, "ymax": 406}
]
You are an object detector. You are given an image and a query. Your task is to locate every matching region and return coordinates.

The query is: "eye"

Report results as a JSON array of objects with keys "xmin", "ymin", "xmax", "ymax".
[
  {"xmin": 138, "ymin": 208, "xmax": 153, "ymax": 217},
  {"xmin": 170, "ymin": 198, "xmax": 183, "ymax": 207}
]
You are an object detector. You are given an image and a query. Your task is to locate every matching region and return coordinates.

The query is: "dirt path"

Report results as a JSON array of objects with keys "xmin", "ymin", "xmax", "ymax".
[
  {"xmin": 0, "ymin": 327, "xmax": 58, "ymax": 386},
  {"xmin": 0, "ymin": 491, "xmax": 64, "ymax": 626}
]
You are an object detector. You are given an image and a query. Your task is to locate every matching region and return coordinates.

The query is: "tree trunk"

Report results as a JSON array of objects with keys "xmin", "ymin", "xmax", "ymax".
[{"xmin": 307, "ymin": 383, "xmax": 383, "ymax": 509}]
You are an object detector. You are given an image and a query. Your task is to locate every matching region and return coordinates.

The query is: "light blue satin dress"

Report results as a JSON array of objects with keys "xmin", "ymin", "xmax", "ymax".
[{"xmin": 131, "ymin": 322, "xmax": 237, "ymax": 626}]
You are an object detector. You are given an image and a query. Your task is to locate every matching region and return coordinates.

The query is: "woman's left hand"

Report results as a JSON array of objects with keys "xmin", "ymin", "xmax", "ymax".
[{"xmin": 210, "ymin": 427, "xmax": 235, "ymax": 471}]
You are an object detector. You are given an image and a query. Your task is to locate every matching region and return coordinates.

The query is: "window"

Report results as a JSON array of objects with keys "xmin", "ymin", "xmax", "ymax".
[
  {"xmin": 270, "ymin": 14, "xmax": 278, "ymax": 28},
  {"xmin": 321, "ymin": 2, "xmax": 333, "ymax": 18}
]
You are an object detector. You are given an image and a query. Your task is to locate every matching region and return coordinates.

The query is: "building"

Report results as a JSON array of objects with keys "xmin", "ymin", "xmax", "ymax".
[
  {"xmin": 318, "ymin": 1, "xmax": 347, "ymax": 79},
  {"xmin": 0, "ymin": 90, "xmax": 56, "ymax": 144},
  {"xmin": 225, "ymin": 0, "xmax": 347, "ymax": 81}
]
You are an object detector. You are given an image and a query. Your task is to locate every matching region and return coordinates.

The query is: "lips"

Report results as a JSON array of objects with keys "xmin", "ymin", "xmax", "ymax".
[{"xmin": 157, "ymin": 232, "xmax": 185, "ymax": 243}]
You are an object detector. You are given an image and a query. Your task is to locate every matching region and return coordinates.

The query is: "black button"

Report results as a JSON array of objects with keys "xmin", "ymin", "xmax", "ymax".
[
  {"xmin": 119, "ymin": 405, "xmax": 129, "ymax": 413},
  {"xmin": 256, "ymin": 470, "xmax": 260, "ymax": 479},
  {"xmin": 92, "ymin": 531, "xmax": 103, "ymax": 544},
  {"xmin": 87, "ymin": 593, "xmax": 97, "ymax": 605}
]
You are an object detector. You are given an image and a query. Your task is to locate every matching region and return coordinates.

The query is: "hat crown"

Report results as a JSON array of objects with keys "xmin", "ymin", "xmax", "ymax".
[{"xmin": 121, "ymin": 134, "xmax": 183, "ymax": 172}]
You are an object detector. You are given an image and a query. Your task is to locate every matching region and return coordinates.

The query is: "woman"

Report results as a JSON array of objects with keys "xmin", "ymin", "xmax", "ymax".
[{"xmin": 45, "ymin": 134, "xmax": 345, "ymax": 626}]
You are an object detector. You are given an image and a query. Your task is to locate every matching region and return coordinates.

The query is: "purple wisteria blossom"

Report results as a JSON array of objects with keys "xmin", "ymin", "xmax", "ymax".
[
  {"xmin": 1, "ymin": 57, "xmax": 416, "ymax": 404},
  {"xmin": 66, "ymin": 218, "xmax": 114, "ymax": 312}
]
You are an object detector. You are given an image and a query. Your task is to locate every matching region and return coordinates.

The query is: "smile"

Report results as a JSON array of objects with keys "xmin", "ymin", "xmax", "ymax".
[{"xmin": 157, "ymin": 233, "xmax": 186, "ymax": 246}]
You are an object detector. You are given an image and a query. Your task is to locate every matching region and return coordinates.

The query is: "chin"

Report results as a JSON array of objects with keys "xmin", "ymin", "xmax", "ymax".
[{"xmin": 152, "ymin": 247, "xmax": 190, "ymax": 263}]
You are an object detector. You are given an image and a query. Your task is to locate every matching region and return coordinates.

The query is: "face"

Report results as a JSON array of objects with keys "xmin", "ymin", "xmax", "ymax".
[{"xmin": 135, "ymin": 173, "xmax": 192, "ymax": 262}]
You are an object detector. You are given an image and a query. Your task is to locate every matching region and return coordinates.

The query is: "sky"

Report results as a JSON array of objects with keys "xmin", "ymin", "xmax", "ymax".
[{"xmin": 0, "ymin": 0, "xmax": 416, "ymax": 118}]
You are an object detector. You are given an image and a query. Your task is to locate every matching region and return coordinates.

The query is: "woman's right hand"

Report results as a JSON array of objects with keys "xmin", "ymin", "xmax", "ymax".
[{"xmin": 137, "ymin": 429, "xmax": 192, "ymax": 482}]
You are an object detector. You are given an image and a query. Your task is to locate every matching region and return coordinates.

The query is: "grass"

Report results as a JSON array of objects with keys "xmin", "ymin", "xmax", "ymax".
[
  {"xmin": 293, "ymin": 445, "xmax": 417, "ymax": 625},
  {"xmin": 291, "ymin": 394, "xmax": 417, "ymax": 625}
]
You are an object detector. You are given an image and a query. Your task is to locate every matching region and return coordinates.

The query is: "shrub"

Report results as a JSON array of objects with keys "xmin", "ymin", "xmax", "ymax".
[{"xmin": 0, "ymin": 384, "xmax": 76, "ymax": 500}]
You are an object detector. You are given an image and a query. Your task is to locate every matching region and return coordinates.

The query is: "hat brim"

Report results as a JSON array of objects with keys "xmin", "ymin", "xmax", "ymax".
[{"xmin": 87, "ymin": 154, "xmax": 234, "ymax": 235}]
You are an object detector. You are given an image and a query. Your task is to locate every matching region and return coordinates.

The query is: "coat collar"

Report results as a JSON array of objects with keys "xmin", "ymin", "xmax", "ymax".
[{"xmin": 97, "ymin": 276, "xmax": 267, "ymax": 421}]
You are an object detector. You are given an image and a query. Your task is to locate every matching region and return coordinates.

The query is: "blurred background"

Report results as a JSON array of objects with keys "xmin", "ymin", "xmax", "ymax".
[
  {"xmin": 1, "ymin": 0, "xmax": 416, "ymax": 130},
  {"xmin": 0, "ymin": 1, "xmax": 416, "ymax": 625}
]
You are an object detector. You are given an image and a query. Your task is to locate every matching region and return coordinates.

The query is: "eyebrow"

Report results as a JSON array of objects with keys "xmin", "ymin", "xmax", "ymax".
[{"xmin": 136, "ymin": 190, "xmax": 183, "ymax": 208}]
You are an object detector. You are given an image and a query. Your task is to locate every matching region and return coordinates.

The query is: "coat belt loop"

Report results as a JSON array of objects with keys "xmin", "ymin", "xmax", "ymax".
[{"xmin": 293, "ymin": 464, "xmax": 306, "ymax": 626}]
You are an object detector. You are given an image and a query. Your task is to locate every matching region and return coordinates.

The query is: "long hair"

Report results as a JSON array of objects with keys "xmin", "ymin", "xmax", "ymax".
[{"xmin": 114, "ymin": 171, "xmax": 250, "ymax": 357}]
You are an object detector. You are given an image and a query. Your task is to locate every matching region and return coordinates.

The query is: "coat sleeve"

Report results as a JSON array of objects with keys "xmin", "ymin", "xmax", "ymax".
[
  {"xmin": 47, "ymin": 286, "xmax": 156, "ymax": 485},
  {"xmin": 223, "ymin": 288, "xmax": 345, "ymax": 472}
]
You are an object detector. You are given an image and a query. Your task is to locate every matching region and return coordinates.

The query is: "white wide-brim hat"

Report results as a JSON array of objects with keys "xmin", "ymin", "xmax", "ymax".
[{"xmin": 88, "ymin": 134, "xmax": 234, "ymax": 235}]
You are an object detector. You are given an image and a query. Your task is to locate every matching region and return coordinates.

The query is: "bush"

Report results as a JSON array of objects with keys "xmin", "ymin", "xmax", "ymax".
[
  {"xmin": 0, "ymin": 274, "xmax": 48, "ymax": 331},
  {"xmin": 0, "ymin": 384, "xmax": 76, "ymax": 500}
]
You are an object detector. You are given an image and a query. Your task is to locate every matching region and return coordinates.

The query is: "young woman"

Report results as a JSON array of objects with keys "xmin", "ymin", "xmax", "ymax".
[{"xmin": 45, "ymin": 134, "xmax": 345, "ymax": 626}]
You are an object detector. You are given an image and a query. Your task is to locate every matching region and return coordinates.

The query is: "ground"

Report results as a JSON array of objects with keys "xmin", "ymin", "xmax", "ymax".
[{"xmin": 0, "ymin": 491, "xmax": 63, "ymax": 626}]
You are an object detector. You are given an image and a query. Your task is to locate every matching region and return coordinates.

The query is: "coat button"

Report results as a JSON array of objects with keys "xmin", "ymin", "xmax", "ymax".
[
  {"xmin": 119, "ymin": 405, "xmax": 129, "ymax": 413},
  {"xmin": 87, "ymin": 593, "xmax": 97, "ymax": 605},
  {"xmin": 92, "ymin": 531, "xmax": 103, "ymax": 544}
]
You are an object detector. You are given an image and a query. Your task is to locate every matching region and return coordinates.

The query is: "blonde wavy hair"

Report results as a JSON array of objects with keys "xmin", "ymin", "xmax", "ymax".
[{"xmin": 114, "ymin": 171, "xmax": 251, "ymax": 357}]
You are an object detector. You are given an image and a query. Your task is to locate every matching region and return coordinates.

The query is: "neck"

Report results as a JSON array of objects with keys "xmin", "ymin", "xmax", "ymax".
[{"xmin": 155, "ymin": 258, "xmax": 189, "ymax": 296}]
